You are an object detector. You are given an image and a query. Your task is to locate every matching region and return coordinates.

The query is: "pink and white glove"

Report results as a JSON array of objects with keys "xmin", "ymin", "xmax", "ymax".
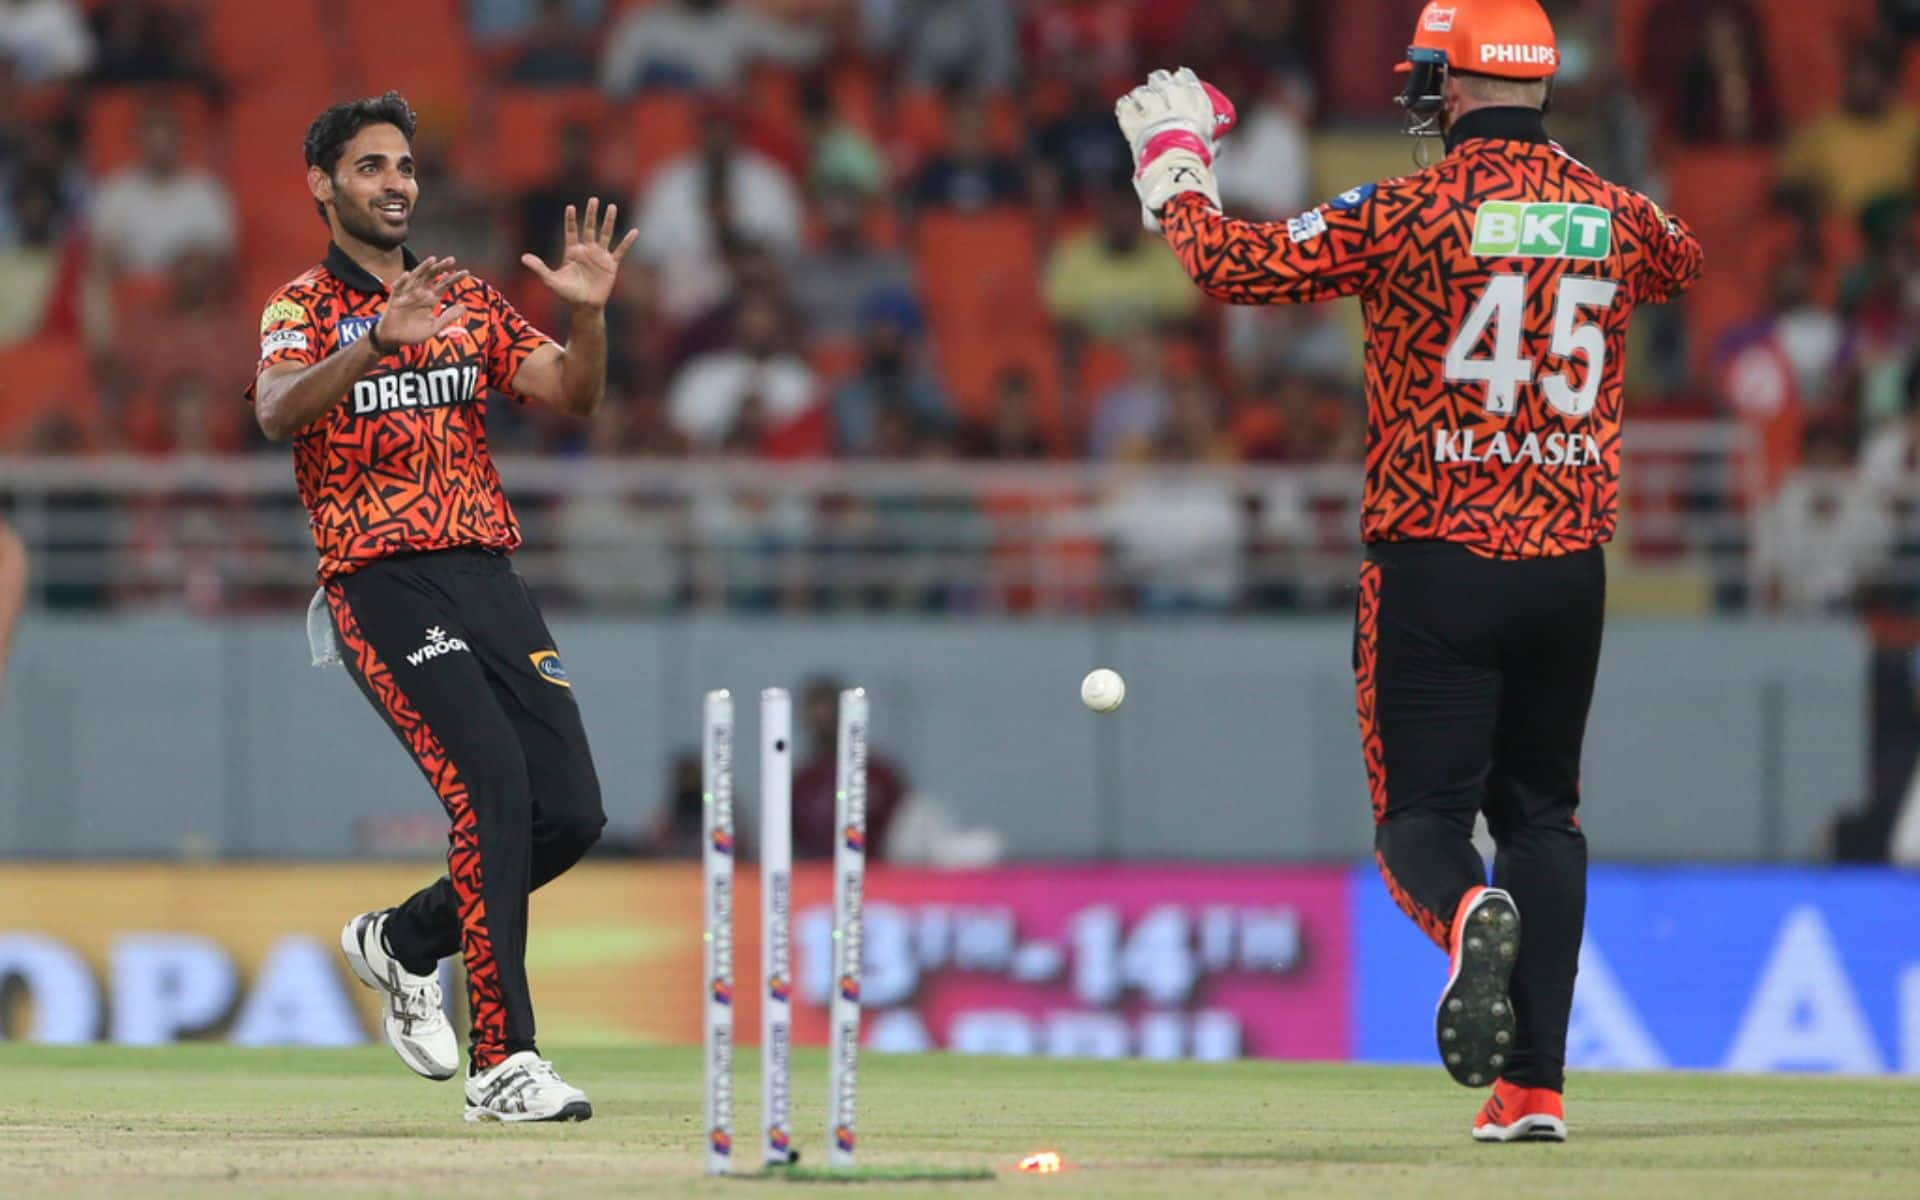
[{"xmin": 1115, "ymin": 67, "xmax": 1237, "ymax": 227}]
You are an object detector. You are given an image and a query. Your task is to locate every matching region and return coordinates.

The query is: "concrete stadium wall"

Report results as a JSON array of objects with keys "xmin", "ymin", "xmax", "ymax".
[{"xmin": 0, "ymin": 616, "xmax": 1869, "ymax": 862}]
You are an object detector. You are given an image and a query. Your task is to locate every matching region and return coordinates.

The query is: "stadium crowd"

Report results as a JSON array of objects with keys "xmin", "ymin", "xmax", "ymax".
[{"xmin": 0, "ymin": 0, "xmax": 1918, "ymax": 622}]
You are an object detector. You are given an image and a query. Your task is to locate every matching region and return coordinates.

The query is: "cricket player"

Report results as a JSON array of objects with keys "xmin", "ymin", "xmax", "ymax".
[
  {"xmin": 249, "ymin": 92, "xmax": 637, "ymax": 1122},
  {"xmin": 1118, "ymin": 0, "xmax": 1702, "ymax": 1141}
]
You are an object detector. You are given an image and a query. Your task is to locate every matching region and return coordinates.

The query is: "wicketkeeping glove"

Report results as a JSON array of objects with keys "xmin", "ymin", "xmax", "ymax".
[{"xmin": 1115, "ymin": 67, "xmax": 1238, "ymax": 226}]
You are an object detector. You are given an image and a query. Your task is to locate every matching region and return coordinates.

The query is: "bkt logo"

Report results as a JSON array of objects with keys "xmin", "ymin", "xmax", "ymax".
[
  {"xmin": 405, "ymin": 626, "xmax": 469, "ymax": 667},
  {"xmin": 1472, "ymin": 201, "xmax": 1611, "ymax": 260},
  {"xmin": 844, "ymin": 824, "xmax": 866, "ymax": 852}
]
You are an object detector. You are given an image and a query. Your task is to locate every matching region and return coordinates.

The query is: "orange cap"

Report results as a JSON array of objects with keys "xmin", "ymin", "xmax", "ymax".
[{"xmin": 1395, "ymin": 0, "xmax": 1558, "ymax": 80}]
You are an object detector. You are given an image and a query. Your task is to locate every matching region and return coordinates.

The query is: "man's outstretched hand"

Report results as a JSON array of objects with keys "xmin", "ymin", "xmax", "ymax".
[
  {"xmin": 521, "ymin": 198, "xmax": 640, "ymax": 311},
  {"xmin": 374, "ymin": 256, "xmax": 469, "ymax": 349}
]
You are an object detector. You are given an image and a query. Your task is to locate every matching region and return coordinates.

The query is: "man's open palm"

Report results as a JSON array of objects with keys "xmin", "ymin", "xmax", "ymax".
[{"xmin": 522, "ymin": 198, "xmax": 638, "ymax": 310}]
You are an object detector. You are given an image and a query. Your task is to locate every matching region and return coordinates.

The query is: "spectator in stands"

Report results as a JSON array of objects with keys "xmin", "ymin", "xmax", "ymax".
[
  {"xmin": 517, "ymin": 121, "xmax": 620, "ymax": 258},
  {"xmin": 865, "ymin": 0, "xmax": 1017, "ymax": 93},
  {"xmin": 1043, "ymin": 183, "xmax": 1199, "ymax": 342},
  {"xmin": 667, "ymin": 292, "xmax": 820, "ymax": 452},
  {"xmin": 832, "ymin": 290, "xmax": 951, "ymax": 457},
  {"xmin": 1638, "ymin": 0, "xmax": 1779, "ymax": 146},
  {"xmin": 600, "ymin": 0, "xmax": 825, "ymax": 93},
  {"xmin": 0, "ymin": 0, "xmax": 92, "ymax": 82},
  {"xmin": 910, "ymin": 90, "xmax": 1025, "ymax": 212},
  {"xmin": 635, "ymin": 101, "xmax": 804, "ymax": 319},
  {"xmin": 88, "ymin": 106, "xmax": 234, "ymax": 277},
  {"xmin": 798, "ymin": 72, "xmax": 885, "ymax": 200},
  {"xmin": 467, "ymin": 0, "xmax": 601, "ymax": 44},
  {"xmin": 0, "ymin": 184, "xmax": 85, "ymax": 344},
  {"xmin": 402, "ymin": 131, "xmax": 507, "ymax": 280},
  {"xmin": 789, "ymin": 190, "xmax": 915, "ymax": 344},
  {"xmin": 506, "ymin": 0, "xmax": 599, "ymax": 86},
  {"xmin": 88, "ymin": 0, "xmax": 210, "ymax": 86},
  {"xmin": 1025, "ymin": 0, "xmax": 1139, "ymax": 96},
  {"xmin": 1026, "ymin": 58, "xmax": 1136, "ymax": 213},
  {"xmin": 1086, "ymin": 334, "xmax": 1172, "ymax": 460},
  {"xmin": 953, "ymin": 365, "xmax": 1048, "ymax": 460},
  {"xmin": 956, "ymin": 383, "xmax": 1036, "ymax": 463},
  {"xmin": 791, "ymin": 675, "xmax": 907, "ymax": 859},
  {"xmin": 1839, "ymin": 197, "xmax": 1920, "ymax": 425},
  {"xmin": 1754, "ymin": 423, "xmax": 1889, "ymax": 614},
  {"xmin": 102, "ymin": 247, "xmax": 252, "ymax": 451},
  {"xmin": 671, "ymin": 238, "xmax": 791, "ymax": 367},
  {"xmin": 1181, "ymin": 0, "xmax": 1318, "ymax": 100},
  {"xmin": 1100, "ymin": 379, "xmax": 1244, "ymax": 612},
  {"xmin": 1214, "ymin": 69, "xmax": 1312, "ymax": 221},
  {"xmin": 1780, "ymin": 39, "xmax": 1920, "ymax": 220},
  {"xmin": 1861, "ymin": 361, "xmax": 1920, "ymax": 501}
]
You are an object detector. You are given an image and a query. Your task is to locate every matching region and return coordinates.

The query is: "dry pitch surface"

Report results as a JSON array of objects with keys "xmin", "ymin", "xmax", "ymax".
[{"xmin": 2, "ymin": 1045, "xmax": 1917, "ymax": 1199}]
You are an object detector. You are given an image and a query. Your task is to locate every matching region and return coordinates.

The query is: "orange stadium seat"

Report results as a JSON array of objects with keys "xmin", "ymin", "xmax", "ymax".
[
  {"xmin": 0, "ymin": 338, "xmax": 98, "ymax": 451},
  {"xmin": 85, "ymin": 87, "xmax": 214, "ymax": 175},
  {"xmin": 488, "ymin": 90, "xmax": 614, "ymax": 190},
  {"xmin": 340, "ymin": 0, "xmax": 477, "ymax": 131},
  {"xmin": 1614, "ymin": 0, "xmax": 1873, "ymax": 122},
  {"xmin": 747, "ymin": 68, "xmax": 805, "ymax": 164},
  {"xmin": 914, "ymin": 208, "xmax": 1050, "ymax": 415},
  {"xmin": 1664, "ymin": 148, "xmax": 1777, "ymax": 380},
  {"xmin": 205, "ymin": 0, "xmax": 333, "ymax": 91},
  {"xmin": 894, "ymin": 88, "xmax": 1023, "ymax": 160},
  {"xmin": 830, "ymin": 61, "xmax": 882, "ymax": 139},
  {"xmin": 626, "ymin": 93, "xmax": 702, "ymax": 185}
]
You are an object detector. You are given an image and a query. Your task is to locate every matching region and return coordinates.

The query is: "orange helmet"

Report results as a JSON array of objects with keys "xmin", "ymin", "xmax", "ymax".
[{"xmin": 1395, "ymin": 0, "xmax": 1558, "ymax": 130}]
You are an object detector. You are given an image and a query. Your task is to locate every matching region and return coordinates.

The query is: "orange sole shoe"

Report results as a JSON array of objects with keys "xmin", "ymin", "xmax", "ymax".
[
  {"xmin": 1436, "ymin": 886, "xmax": 1520, "ymax": 1087},
  {"xmin": 1473, "ymin": 1080, "xmax": 1567, "ymax": 1142}
]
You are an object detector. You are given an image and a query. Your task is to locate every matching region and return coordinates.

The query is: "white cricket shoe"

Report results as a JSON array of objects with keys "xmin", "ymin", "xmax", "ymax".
[
  {"xmin": 464, "ymin": 1052, "xmax": 593, "ymax": 1123},
  {"xmin": 340, "ymin": 910, "xmax": 460, "ymax": 1081}
]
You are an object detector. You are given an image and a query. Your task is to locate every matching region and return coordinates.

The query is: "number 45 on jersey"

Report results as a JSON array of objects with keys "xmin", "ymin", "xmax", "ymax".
[{"xmin": 1447, "ymin": 201, "xmax": 1619, "ymax": 420}]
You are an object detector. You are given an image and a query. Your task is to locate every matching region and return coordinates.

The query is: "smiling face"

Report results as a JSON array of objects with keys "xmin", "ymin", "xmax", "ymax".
[{"xmin": 309, "ymin": 123, "xmax": 417, "ymax": 251}]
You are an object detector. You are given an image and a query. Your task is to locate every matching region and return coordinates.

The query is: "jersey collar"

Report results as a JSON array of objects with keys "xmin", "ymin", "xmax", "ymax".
[
  {"xmin": 1445, "ymin": 107, "xmax": 1550, "ymax": 153},
  {"xmin": 323, "ymin": 242, "xmax": 420, "ymax": 296}
]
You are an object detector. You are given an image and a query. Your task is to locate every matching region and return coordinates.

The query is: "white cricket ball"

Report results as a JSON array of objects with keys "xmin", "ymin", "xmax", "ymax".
[{"xmin": 1080, "ymin": 668, "xmax": 1126, "ymax": 713}]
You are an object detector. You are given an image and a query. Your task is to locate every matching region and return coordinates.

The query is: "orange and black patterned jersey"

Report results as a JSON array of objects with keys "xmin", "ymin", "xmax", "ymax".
[
  {"xmin": 1162, "ymin": 109, "xmax": 1704, "ymax": 559},
  {"xmin": 248, "ymin": 244, "xmax": 555, "ymax": 581}
]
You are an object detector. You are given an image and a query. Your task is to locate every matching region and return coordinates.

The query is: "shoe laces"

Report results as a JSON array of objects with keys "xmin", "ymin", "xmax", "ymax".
[{"xmin": 397, "ymin": 975, "xmax": 444, "ymax": 1024}]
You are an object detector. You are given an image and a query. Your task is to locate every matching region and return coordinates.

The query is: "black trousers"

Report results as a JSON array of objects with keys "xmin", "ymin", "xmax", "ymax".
[
  {"xmin": 1355, "ymin": 541, "xmax": 1602, "ymax": 1092},
  {"xmin": 326, "ymin": 548, "xmax": 604, "ymax": 1070}
]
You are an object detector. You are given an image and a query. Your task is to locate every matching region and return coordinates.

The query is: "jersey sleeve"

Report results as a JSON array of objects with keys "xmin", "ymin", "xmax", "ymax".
[
  {"xmin": 1621, "ymin": 193, "xmax": 1704, "ymax": 306},
  {"xmin": 480, "ymin": 281, "xmax": 557, "ymax": 401},
  {"xmin": 1158, "ymin": 180, "xmax": 1421, "ymax": 306},
  {"xmin": 254, "ymin": 291, "xmax": 321, "ymax": 377}
]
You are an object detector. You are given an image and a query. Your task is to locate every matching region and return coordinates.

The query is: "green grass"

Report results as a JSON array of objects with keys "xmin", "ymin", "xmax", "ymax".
[{"xmin": 2, "ymin": 1045, "xmax": 1918, "ymax": 1198}]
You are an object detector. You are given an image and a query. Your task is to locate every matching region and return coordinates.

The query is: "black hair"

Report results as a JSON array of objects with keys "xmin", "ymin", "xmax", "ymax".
[{"xmin": 302, "ymin": 91, "xmax": 417, "ymax": 222}]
